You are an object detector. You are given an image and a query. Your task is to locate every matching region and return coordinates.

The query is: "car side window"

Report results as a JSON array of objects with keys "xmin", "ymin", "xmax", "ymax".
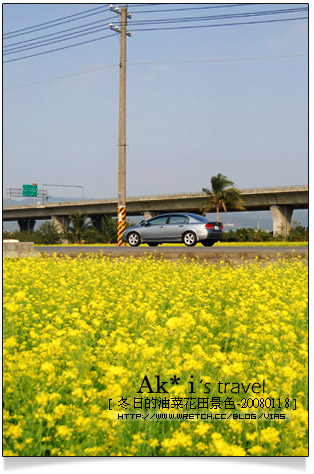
[
  {"xmin": 148, "ymin": 216, "xmax": 168, "ymax": 226},
  {"xmin": 168, "ymin": 215, "xmax": 189, "ymax": 224}
]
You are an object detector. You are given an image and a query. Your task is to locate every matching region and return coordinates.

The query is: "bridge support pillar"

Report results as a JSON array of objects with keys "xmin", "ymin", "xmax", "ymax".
[
  {"xmin": 18, "ymin": 219, "xmax": 36, "ymax": 231},
  {"xmin": 270, "ymin": 205, "xmax": 293, "ymax": 236},
  {"xmin": 51, "ymin": 215, "xmax": 70, "ymax": 233},
  {"xmin": 144, "ymin": 211, "xmax": 158, "ymax": 220}
]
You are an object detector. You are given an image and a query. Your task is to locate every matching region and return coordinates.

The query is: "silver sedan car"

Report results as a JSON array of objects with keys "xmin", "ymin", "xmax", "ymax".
[{"xmin": 122, "ymin": 212, "xmax": 223, "ymax": 247}]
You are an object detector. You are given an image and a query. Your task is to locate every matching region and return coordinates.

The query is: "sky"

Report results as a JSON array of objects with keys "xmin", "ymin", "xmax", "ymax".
[{"xmin": 2, "ymin": 2, "xmax": 309, "ymax": 202}]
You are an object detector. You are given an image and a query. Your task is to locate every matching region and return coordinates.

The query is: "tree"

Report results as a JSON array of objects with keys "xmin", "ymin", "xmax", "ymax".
[
  {"xmin": 37, "ymin": 221, "xmax": 61, "ymax": 244},
  {"xmin": 102, "ymin": 216, "xmax": 118, "ymax": 244},
  {"xmin": 90, "ymin": 216, "xmax": 117, "ymax": 243},
  {"xmin": 287, "ymin": 225, "xmax": 308, "ymax": 242},
  {"xmin": 90, "ymin": 215, "xmax": 137, "ymax": 244},
  {"xmin": 202, "ymin": 173, "xmax": 245, "ymax": 221},
  {"xmin": 66, "ymin": 212, "xmax": 92, "ymax": 244}
]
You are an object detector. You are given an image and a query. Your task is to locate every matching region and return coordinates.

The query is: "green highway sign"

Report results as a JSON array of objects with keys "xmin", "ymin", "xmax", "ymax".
[{"xmin": 23, "ymin": 184, "xmax": 38, "ymax": 197}]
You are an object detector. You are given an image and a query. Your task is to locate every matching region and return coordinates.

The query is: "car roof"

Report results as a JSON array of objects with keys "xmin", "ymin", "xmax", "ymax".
[{"xmin": 149, "ymin": 212, "xmax": 204, "ymax": 219}]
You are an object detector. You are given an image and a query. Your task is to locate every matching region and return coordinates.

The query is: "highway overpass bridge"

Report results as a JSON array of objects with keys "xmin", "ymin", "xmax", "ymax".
[{"xmin": 3, "ymin": 185, "xmax": 308, "ymax": 235}]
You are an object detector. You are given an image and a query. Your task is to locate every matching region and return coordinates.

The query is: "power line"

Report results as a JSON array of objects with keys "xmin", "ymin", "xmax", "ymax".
[
  {"xmin": 3, "ymin": 5, "xmax": 110, "ymax": 39},
  {"xmin": 3, "ymin": 5, "xmax": 308, "ymax": 63},
  {"xmin": 3, "ymin": 33, "xmax": 117, "ymax": 64},
  {"xmin": 3, "ymin": 54, "xmax": 307, "ymax": 91},
  {"xmin": 4, "ymin": 24, "xmax": 113, "ymax": 56},
  {"xmin": 3, "ymin": 16, "xmax": 116, "ymax": 50},
  {"xmin": 118, "ymin": 3, "xmax": 167, "ymax": 7},
  {"xmin": 128, "ymin": 54, "xmax": 308, "ymax": 66},
  {"xmin": 132, "ymin": 16, "xmax": 308, "ymax": 32},
  {"xmin": 133, "ymin": 4, "xmax": 259, "ymax": 14},
  {"xmin": 128, "ymin": 7, "xmax": 308, "ymax": 26},
  {"xmin": 3, "ymin": 63, "xmax": 118, "ymax": 90},
  {"xmin": 4, "ymin": 6, "xmax": 307, "ymax": 44},
  {"xmin": 4, "ymin": 7, "xmax": 308, "ymax": 56}
]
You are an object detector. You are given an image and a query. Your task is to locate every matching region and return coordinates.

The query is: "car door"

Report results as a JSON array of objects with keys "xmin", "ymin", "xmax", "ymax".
[
  {"xmin": 164, "ymin": 215, "xmax": 189, "ymax": 241},
  {"xmin": 140, "ymin": 215, "xmax": 168, "ymax": 242}
]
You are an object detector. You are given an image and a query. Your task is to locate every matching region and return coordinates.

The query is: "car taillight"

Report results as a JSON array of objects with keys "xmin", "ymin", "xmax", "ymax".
[
  {"xmin": 219, "ymin": 224, "xmax": 223, "ymax": 230},
  {"xmin": 205, "ymin": 223, "xmax": 213, "ymax": 229}
]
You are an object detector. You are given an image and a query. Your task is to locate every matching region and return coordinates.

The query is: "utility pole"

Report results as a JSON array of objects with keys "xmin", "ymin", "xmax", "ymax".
[{"xmin": 110, "ymin": 5, "xmax": 131, "ymax": 245}]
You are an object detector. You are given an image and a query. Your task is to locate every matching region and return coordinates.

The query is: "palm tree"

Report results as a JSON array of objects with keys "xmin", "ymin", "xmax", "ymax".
[
  {"xmin": 101, "ymin": 216, "xmax": 137, "ymax": 244},
  {"xmin": 67, "ymin": 212, "xmax": 92, "ymax": 244},
  {"xmin": 202, "ymin": 173, "xmax": 245, "ymax": 221},
  {"xmin": 102, "ymin": 216, "xmax": 117, "ymax": 244},
  {"xmin": 38, "ymin": 221, "xmax": 61, "ymax": 245}
]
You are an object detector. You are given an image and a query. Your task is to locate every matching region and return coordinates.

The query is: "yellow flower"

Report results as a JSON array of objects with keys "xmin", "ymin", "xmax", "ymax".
[
  {"xmin": 149, "ymin": 439, "xmax": 159, "ymax": 448},
  {"xmin": 51, "ymin": 448, "xmax": 62, "ymax": 456},
  {"xmin": 35, "ymin": 393, "xmax": 49, "ymax": 406},
  {"xmin": 162, "ymin": 432, "xmax": 193, "ymax": 453},
  {"xmin": 72, "ymin": 387, "xmax": 84, "ymax": 398},
  {"xmin": 55, "ymin": 425, "xmax": 73, "ymax": 440},
  {"xmin": 246, "ymin": 432, "xmax": 257, "ymax": 442},
  {"xmin": 3, "ymin": 255, "xmax": 308, "ymax": 456},
  {"xmin": 248, "ymin": 445, "xmax": 265, "ymax": 455},
  {"xmin": 194, "ymin": 422, "xmax": 210, "ymax": 436},
  {"xmin": 41, "ymin": 362, "xmax": 54, "ymax": 373},
  {"xmin": 84, "ymin": 447, "xmax": 104, "ymax": 456},
  {"xmin": 53, "ymin": 404, "xmax": 67, "ymax": 419},
  {"xmin": 145, "ymin": 310, "xmax": 157, "ymax": 322},
  {"xmin": 41, "ymin": 436, "xmax": 51, "ymax": 442},
  {"xmin": 5, "ymin": 424, "xmax": 23, "ymax": 439},
  {"xmin": 260, "ymin": 427, "xmax": 281, "ymax": 445}
]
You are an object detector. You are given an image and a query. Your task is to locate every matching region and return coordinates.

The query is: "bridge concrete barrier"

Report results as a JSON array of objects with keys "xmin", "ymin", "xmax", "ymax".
[
  {"xmin": 3, "ymin": 186, "xmax": 308, "ymax": 236},
  {"xmin": 3, "ymin": 240, "xmax": 38, "ymax": 258}
]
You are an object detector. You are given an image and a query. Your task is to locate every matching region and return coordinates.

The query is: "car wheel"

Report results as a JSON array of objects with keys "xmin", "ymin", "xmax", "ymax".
[
  {"xmin": 127, "ymin": 232, "xmax": 141, "ymax": 247},
  {"xmin": 201, "ymin": 241, "xmax": 215, "ymax": 247},
  {"xmin": 147, "ymin": 243, "xmax": 159, "ymax": 247},
  {"xmin": 183, "ymin": 231, "xmax": 197, "ymax": 247}
]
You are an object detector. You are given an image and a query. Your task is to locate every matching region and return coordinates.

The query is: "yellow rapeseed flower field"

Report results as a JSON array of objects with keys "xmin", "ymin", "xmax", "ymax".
[{"xmin": 3, "ymin": 255, "xmax": 308, "ymax": 456}]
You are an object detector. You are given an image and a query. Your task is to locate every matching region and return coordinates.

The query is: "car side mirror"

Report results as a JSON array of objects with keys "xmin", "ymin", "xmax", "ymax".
[{"xmin": 144, "ymin": 221, "xmax": 149, "ymax": 227}]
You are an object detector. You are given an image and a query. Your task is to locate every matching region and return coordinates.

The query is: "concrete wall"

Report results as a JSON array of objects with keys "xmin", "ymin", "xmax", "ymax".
[{"xmin": 3, "ymin": 240, "xmax": 38, "ymax": 258}]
